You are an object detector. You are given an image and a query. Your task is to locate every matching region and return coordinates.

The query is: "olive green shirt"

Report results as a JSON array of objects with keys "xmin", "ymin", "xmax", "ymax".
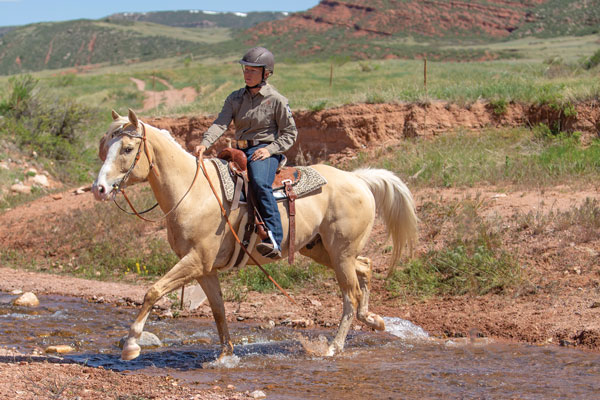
[{"xmin": 200, "ymin": 84, "xmax": 297, "ymax": 155}]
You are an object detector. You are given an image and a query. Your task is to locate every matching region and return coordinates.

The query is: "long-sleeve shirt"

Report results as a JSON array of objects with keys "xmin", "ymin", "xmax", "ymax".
[{"xmin": 200, "ymin": 83, "xmax": 298, "ymax": 155}]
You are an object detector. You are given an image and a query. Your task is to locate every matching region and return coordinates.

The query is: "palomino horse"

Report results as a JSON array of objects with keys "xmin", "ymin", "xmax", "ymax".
[{"xmin": 92, "ymin": 109, "xmax": 418, "ymax": 361}]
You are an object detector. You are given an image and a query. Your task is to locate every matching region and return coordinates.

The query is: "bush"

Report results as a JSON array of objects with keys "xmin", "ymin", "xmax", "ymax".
[
  {"xmin": 0, "ymin": 74, "xmax": 39, "ymax": 119},
  {"xmin": 0, "ymin": 74, "xmax": 98, "ymax": 165}
]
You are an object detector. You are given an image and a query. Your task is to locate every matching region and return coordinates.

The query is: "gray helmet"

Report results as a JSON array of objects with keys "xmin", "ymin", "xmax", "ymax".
[{"xmin": 239, "ymin": 47, "xmax": 274, "ymax": 74}]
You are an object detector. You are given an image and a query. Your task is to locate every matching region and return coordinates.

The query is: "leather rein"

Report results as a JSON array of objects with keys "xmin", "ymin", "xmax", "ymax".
[{"xmin": 110, "ymin": 123, "xmax": 201, "ymax": 223}]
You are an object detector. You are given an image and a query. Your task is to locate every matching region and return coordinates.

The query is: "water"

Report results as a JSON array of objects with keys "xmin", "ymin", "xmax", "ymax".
[{"xmin": 1, "ymin": 292, "xmax": 600, "ymax": 399}]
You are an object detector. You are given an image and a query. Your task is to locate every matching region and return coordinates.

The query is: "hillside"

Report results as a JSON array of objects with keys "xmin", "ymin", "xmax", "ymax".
[
  {"xmin": 0, "ymin": 1, "xmax": 599, "ymax": 75},
  {"xmin": 105, "ymin": 10, "xmax": 288, "ymax": 29},
  {"xmin": 245, "ymin": 0, "xmax": 600, "ymax": 60},
  {"xmin": 0, "ymin": 19, "xmax": 237, "ymax": 75},
  {"xmin": 0, "ymin": 11, "xmax": 284, "ymax": 75}
]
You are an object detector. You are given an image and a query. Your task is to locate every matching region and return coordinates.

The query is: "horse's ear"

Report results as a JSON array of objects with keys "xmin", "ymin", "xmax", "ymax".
[
  {"xmin": 128, "ymin": 108, "xmax": 139, "ymax": 127},
  {"xmin": 111, "ymin": 110, "xmax": 120, "ymax": 120}
]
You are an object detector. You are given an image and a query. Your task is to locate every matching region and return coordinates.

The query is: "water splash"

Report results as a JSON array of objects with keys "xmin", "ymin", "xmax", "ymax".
[
  {"xmin": 296, "ymin": 333, "xmax": 330, "ymax": 356},
  {"xmin": 383, "ymin": 317, "xmax": 429, "ymax": 340},
  {"xmin": 204, "ymin": 354, "xmax": 241, "ymax": 369}
]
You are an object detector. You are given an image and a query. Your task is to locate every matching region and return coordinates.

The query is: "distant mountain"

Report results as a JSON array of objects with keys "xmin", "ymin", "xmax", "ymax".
[
  {"xmin": 0, "ymin": 19, "xmax": 226, "ymax": 75},
  {"xmin": 0, "ymin": 10, "xmax": 284, "ymax": 75},
  {"xmin": 0, "ymin": 1, "xmax": 598, "ymax": 75},
  {"xmin": 244, "ymin": 0, "xmax": 600, "ymax": 60},
  {"xmin": 105, "ymin": 10, "xmax": 288, "ymax": 29}
]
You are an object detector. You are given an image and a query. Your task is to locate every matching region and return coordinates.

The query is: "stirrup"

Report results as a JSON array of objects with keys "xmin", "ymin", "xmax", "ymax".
[{"xmin": 256, "ymin": 242, "xmax": 281, "ymax": 259}]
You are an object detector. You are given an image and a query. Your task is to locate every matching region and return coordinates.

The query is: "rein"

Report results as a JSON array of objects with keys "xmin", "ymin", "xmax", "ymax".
[
  {"xmin": 199, "ymin": 156, "xmax": 298, "ymax": 307},
  {"xmin": 111, "ymin": 123, "xmax": 201, "ymax": 223}
]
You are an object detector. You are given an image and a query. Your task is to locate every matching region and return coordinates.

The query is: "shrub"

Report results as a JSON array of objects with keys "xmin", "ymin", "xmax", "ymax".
[{"xmin": 0, "ymin": 74, "xmax": 39, "ymax": 119}]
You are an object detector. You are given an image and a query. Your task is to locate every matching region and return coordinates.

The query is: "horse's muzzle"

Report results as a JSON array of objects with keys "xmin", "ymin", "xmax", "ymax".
[{"xmin": 92, "ymin": 181, "xmax": 111, "ymax": 201}]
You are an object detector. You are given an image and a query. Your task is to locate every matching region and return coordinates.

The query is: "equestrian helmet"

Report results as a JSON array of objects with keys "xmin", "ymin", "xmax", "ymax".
[{"xmin": 239, "ymin": 47, "xmax": 274, "ymax": 74}]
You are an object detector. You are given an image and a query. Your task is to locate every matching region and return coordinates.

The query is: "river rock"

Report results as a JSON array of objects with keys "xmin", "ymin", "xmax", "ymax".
[
  {"xmin": 119, "ymin": 331, "xmax": 162, "ymax": 349},
  {"xmin": 45, "ymin": 345, "xmax": 74, "ymax": 354},
  {"xmin": 13, "ymin": 292, "xmax": 39, "ymax": 307},
  {"xmin": 10, "ymin": 183, "xmax": 31, "ymax": 194}
]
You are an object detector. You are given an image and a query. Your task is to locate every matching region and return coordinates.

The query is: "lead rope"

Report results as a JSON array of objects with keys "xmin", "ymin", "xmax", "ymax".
[{"xmin": 198, "ymin": 155, "xmax": 298, "ymax": 306}]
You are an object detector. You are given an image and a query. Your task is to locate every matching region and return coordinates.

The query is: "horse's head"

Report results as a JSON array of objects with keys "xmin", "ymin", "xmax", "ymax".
[{"xmin": 92, "ymin": 109, "xmax": 153, "ymax": 201}]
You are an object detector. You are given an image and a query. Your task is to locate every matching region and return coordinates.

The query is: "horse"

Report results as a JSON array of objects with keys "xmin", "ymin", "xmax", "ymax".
[{"xmin": 92, "ymin": 109, "xmax": 418, "ymax": 361}]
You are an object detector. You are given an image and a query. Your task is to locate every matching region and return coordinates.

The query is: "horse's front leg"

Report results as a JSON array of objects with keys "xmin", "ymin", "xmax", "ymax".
[
  {"xmin": 122, "ymin": 253, "xmax": 197, "ymax": 361},
  {"xmin": 198, "ymin": 273, "xmax": 234, "ymax": 359}
]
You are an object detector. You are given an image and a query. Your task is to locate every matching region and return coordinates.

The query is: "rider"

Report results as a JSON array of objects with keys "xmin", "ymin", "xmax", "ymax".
[{"xmin": 194, "ymin": 47, "xmax": 298, "ymax": 259}]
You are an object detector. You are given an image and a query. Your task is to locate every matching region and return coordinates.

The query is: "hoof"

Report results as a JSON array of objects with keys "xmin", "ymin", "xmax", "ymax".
[
  {"xmin": 121, "ymin": 341, "xmax": 141, "ymax": 361},
  {"xmin": 364, "ymin": 313, "xmax": 385, "ymax": 331}
]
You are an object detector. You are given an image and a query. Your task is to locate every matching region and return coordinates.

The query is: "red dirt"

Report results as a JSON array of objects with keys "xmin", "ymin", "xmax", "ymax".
[
  {"xmin": 248, "ymin": 0, "xmax": 549, "ymax": 43},
  {"xmin": 146, "ymin": 100, "xmax": 600, "ymax": 164},
  {"xmin": 130, "ymin": 76, "xmax": 198, "ymax": 111}
]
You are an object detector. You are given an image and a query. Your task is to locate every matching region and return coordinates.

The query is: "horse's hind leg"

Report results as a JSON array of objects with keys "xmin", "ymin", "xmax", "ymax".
[
  {"xmin": 355, "ymin": 256, "xmax": 385, "ymax": 331},
  {"xmin": 301, "ymin": 238, "xmax": 379, "ymax": 353},
  {"xmin": 122, "ymin": 254, "xmax": 196, "ymax": 361},
  {"xmin": 327, "ymin": 254, "xmax": 363, "ymax": 356},
  {"xmin": 197, "ymin": 273, "xmax": 234, "ymax": 359}
]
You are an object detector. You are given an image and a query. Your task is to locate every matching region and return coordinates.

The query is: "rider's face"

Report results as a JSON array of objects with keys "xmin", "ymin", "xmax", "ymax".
[{"xmin": 242, "ymin": 65, "xmax": 263, "ymax": 87}]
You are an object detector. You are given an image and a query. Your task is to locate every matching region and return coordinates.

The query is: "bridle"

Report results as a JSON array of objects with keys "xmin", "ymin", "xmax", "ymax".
[{"xmin": 109, "ymin": 122, "xmax": 201, "ymax": 222}]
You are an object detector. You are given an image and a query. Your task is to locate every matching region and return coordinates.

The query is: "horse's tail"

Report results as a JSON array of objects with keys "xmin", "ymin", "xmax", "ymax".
[{"xmin": 353, "ymin": 168, "xmax": 418, "ymax": 268}]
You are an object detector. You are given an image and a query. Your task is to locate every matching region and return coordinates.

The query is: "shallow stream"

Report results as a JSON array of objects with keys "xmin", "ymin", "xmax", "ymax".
[{"xmin": 1, "ymin": 292, "xmax": 599, "ymax": 399}]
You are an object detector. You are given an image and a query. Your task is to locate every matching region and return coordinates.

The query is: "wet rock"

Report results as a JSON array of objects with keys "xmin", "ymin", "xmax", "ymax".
[
  {"xmin": 13, "ymin": 292, "xmax": 39, "ymax": 307},
  {"xmin": 250, "ymin": 390, "xmax": 266, "ymax": 399},
  {"xmin": 119, "ymin": 331, "xmax": 162, "ymax": 349},
  {"xmin": 236, "ymin": 316, "xmax": 245, "ymax": 321},
  {"xmin": 591, "ymin": 302, "xmax": 600, "ymax": 309},
  {"xmin": 10, "ymin": 183, "xmax": 31, "ymax": 194},
  {"xmin": 45, "ymin": 345, "xmax": 75, "ymax": 354},
  {"xmin": 10, "ymin": 289, "xmax": 23, "ymax": 295},
  {"xmin": 259, "ymin": 320, "xmax": 276, "ymax": 330},
  {"xmin": 291, "ymin": 319, "xmax": 313, "ymax": 328}
]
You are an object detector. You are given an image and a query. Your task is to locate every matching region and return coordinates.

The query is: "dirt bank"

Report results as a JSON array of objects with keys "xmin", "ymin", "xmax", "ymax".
[{"xmin": 148, "ymin": 100, "xmax": 600, "ymax": 164}]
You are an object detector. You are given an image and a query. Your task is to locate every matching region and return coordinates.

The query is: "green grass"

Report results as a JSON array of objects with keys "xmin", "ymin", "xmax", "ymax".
[
  {"xmin": 387, "ymin": 244, "xmax": 523, "ymax": 299},
  {"xmin": 220, "ymin": 258, "xmax": 333, "ymax": 299},
  {"xmin": 343, "ymin": 127, "xmax": 600, "ymax": 189}
]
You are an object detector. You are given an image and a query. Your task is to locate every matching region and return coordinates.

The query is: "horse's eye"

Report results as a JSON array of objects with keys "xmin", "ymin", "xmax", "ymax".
[{"xmin": 124, "ymin": 147, "xmax": 134, "ymax": 154}]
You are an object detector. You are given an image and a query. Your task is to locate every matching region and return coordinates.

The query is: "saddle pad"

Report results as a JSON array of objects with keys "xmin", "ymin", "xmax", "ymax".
[{"xmin": 210, "ymin": 158, "xmax": 327, "ymax": 202}]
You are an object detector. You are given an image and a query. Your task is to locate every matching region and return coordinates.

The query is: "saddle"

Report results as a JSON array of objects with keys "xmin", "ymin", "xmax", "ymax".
[{"xmin": 217, "ymin": 148, "xmax": 299, "ymax": 264}]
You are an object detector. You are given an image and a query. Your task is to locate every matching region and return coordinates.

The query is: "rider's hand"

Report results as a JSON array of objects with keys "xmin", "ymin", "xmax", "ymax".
[
  {"xmin": 251, "ymin": 147, "xmax": 270, "ymax": 161},
  {"xmin": 193, "ymin": 145, "xmax": 206, "ymax": 157}
]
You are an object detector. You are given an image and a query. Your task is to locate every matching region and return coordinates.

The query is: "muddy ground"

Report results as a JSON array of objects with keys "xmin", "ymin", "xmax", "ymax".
[{"xmin": 1, "ymin": 100, "xmax": 600, "ymax": 398}]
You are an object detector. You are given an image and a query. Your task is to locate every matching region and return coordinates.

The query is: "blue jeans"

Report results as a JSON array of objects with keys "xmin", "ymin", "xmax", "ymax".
[{"xmin": 243, "ymin": 144, "xmax": 283, "ymax": 248}]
